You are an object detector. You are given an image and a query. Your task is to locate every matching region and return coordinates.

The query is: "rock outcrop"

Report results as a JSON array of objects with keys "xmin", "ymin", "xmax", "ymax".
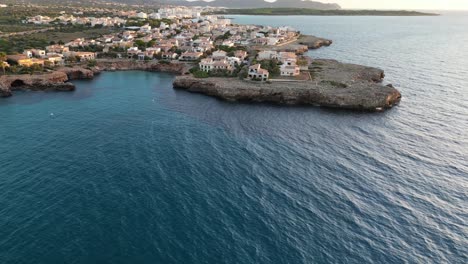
[
  {"xmin": 57, "ymin": 67, "xmax": 95, "ymax": 80},
  {"xmin": 296, "ymin": 35, "xmax": 333, "ymax": 49},
  {"xmin": 0, "ymin": 71, "xmax": 74, "ymax": 97},
  {"xmin": 173, "ymin": 59, "xmax": 401, "ymax": 111},
  {"xmin": 1, "ymin": 61, "xmax": 192, "ymax": 97},
  {"xmin": 93, "ymin": 60, "xmax": 190, "ymax": 75}
]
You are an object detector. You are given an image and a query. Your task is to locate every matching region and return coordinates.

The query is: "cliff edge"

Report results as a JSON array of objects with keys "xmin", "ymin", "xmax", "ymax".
[
  {"xmin": 173, "ymin": 59, "xmax": 401, "ymax": 111},
  {"xmin": 0, "ymin": 72, "xmax": 74, "ymax": 97}
]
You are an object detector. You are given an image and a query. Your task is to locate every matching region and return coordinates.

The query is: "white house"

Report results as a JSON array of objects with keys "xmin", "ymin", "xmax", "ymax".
[
  {"xmin": 179, "ymin": 51, "xmax": 203, "ymax": 61},
  {"xmin": 248, "ymin": 64, "xmax": 269, "ymax": 81},
  {"xmin": 227, "ymin": 57, "xmax": 241, "ymax": 66},
  {"xmin": 136, "ymin": 12, "xmax": 148, "ymax": 19},
  {"xmin": 257, "ymin": 50, "xmax": 278, "ymax": 61},
  {"xmin": 161, "ymin": 52, "xmax": 178, "ymax": 60},
  {"xmin": 280, "ymin": 61, "xmax": 300, "ymax": 77},
  {"xmin": 199, "ymin": 58, "xmax": 233, "ymax": 72},
  {"xmin": 23, "ymin": 50, "xmax": 33, "ymax": 58},
  {"xmin": 212, "ymin": 50, "xmax": 227, "ymax": 60},
  {"xmin": 278, "ymin": 52, "xmax": 297, "ymax": 64},
  {"xmin": 234, "ymin": 50, "xmax": 248, "ymax": 61}
]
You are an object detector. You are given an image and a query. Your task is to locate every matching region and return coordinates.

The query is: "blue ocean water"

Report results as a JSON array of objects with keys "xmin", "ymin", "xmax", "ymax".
[{"xmin": 1, "ymin": 15, "xmax": 467, "ymax": 263}]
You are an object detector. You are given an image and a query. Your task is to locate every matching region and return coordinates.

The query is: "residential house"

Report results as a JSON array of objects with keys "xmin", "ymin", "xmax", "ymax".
[
  {"xmin": 280, "ymin": 61, "xmax": 300, "ymax": 76},
  {"xmin": 179, "ymin": 51, "xmax": 203, "ymax": 61},
  {"xmin": 46, "ymin": 45, "xmax": 69, "ymax": 54},
  {"xmin": 257, "ymin": 50, "xmax": 278, "ymax": 61},
  {"xmin": 64, "ymin": 51, "xmax": 96, "ymax": 61},
  {"xmin": 234, "ymin": 50, "xmax": 248, "ymax": 61},
  {"xmin": 45, "ymin": 54, "xmax": 64, "ymax": 66},
  {"xmin": 23, "ymin": 50, "xmax": 33, "ymax": 58},
  {"xmin": 127, "ymin": 47, "xmax": 141, "ymax": 58},
  {"xmin": 212, "ymin": 50, "xmax": 227, "ymax": 60},
  {"xmin": 7, "ymin": 55, "xmax": 34, "ymax": 67},
  {"xmin": 199, "ymin": 58, "xmax": 233, "ymax": 72},
  {"xmin": 251, "ymin": 37, "xmax": 268, "ymax": 46},
  {"xmin": 227, "ymin": 57, "xmax": 241, "ymax": 66},
  {"xmin": 135, "ymin": 12, "xmax": 148, "ymax": 19},
  {"xmin": 248, "ymin": 64, "xmax": 269, "ymax": 81},
  {"xmin": 161, "ymin": 52, "xmax": 178, "ymax": 60},
  {"xmin": 278, "ymin": 52, "xmax": 297, "ymax": 64}
]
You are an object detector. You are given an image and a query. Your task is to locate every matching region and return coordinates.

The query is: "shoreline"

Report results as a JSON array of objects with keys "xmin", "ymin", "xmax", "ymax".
[
  {"xmin": 0, "ymin": 58, "xmax": 402, "ymax": 112},
  {"xmin": 211, "ymin": 9, "xmax": 439, "ymax": 16},
  {"xmin": 174, "ymin": 59, "xmax": 401, "ymax": 111},
  {"xmin": 0, "ymin": 33, "xmax": 401, "ymax": 112}
]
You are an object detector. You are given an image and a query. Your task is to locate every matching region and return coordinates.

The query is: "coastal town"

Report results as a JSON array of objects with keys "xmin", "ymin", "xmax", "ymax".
[
  {"xmin": 1, "ymin": 5, "xmax": 313, "ymax": 82},
  {"xmin": 0, "ymin": 2, "xmax": 401, "ymax": 111}
]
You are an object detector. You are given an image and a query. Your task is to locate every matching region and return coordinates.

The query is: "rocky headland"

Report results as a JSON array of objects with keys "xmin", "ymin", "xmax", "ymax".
[
  {"xmin": 173, "ymin": 59, "xmax": 401, "ymax": 111},
  {"xmin": 0, "ymin": 59, "xmax": 401, "ymax": 111},
  {"xmin": 0, "ymin": 71, "xmax": 74, "ymax": 97},
  {"xmin": 255, "ymin": 34, "xmax": 332, "ymax": 54}
]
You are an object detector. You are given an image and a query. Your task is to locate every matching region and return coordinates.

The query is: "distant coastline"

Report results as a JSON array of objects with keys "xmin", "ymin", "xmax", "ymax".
[{"xmin": 207, "ymin": 8, "xmax": 439, "ymax": 16}]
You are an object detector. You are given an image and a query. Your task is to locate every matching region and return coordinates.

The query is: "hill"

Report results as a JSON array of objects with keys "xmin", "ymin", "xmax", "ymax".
[
  {"xmin": 160, "ymin": 0, "xmax": 341, "ymax": 10},
  {"xmin": 212, "ymin": 8, "xmax": 439, "ymax": 16}
]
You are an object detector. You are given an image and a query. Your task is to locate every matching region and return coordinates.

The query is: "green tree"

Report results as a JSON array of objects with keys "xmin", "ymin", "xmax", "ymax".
[{"xmin": 134, "ymin": 40, "xmax": 146, "ymax": 50}]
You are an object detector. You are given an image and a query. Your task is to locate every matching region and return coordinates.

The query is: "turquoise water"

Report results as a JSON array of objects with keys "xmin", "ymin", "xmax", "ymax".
[{"xmin": 1, "ymin": 15, "xmax": 467, "ymax": 263}]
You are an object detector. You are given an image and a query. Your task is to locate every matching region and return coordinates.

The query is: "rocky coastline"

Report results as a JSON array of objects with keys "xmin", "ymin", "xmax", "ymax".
[
  {"xmin": 0, "ymin": 60, "xmax": 190, "ymax": 98},
  {"xmin": 296, "ymin": 35, "xmax": 333, "ymax": 49},
  {"xmin": 173, "ymin": 59, "xmax": 401, "ymax": 111},
  {"xmin": 0, "ymin": 71, "xmax": 75, "ymax": 97},
  {"xmin": 0, "ymin": 58, "xmax": 401, "ymax": 111}
]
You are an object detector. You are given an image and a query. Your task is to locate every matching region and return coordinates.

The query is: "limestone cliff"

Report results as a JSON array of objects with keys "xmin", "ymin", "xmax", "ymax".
[
  {"xmin": 93, "ymin": 60, "xmax": 190, "ymax": 75},
  {"xmin": 0, "ymin": 72, "xmax": 74, "ymax": 97},
  {"xmin": 173, "ymin": 59, "xmax": 401, "ymax": 111}
]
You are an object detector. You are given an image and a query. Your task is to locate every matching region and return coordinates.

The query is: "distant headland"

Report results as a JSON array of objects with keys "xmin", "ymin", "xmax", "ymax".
[{"xmin": 208, "ymin": 8, "xmax": 439, "ymax": 16}]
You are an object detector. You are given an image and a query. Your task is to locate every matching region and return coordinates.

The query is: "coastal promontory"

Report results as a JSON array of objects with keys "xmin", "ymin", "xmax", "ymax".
[{"xmin": 173, "ymin": 59, "xmax": 401, "ymax": 111}]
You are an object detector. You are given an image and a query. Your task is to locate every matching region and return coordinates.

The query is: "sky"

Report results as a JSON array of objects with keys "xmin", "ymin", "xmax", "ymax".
[{"xmin": 261, "ymin": 0, "xmax": 468, "ymax": 10}]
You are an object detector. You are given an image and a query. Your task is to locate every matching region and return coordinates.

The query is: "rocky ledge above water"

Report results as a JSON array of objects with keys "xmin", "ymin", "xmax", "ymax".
[
  {"xmin": 1, "ymin": 61, "xmax": 191, "ymax": 97},
  {"xmin": 0, "ymin": 72, "xmax": 74, "ymax": 97},
  {"xmin": 296, "ymin": 35, "xmax": 333, "ymax": 49},
  {"xmin": 173, "ymin": 59, "xmax": 401, "ymax": 111}
]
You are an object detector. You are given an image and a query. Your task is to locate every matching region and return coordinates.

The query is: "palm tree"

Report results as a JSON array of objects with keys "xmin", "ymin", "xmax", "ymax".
[{"xmin": 0, "ymin": 52, "xmax": 6, "ymax": 75}]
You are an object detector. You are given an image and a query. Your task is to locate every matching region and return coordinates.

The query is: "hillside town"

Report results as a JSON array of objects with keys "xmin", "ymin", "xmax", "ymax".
[{"xmin": 1, "ymin": 6, "xmax": 313, "ymax": 81}]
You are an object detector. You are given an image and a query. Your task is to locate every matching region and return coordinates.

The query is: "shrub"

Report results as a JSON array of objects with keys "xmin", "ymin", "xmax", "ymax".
[
  {"xmin": 320, "ymin": 80, "xmax": 348, "ymax": 88},
  {"xmin": 192, "ymin": 69, "xmax": 209, "ymax": 78}
]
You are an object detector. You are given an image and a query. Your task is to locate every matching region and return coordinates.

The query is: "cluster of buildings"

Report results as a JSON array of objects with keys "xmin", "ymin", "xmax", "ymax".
[
  {"xmin": 26, "ymin": 15, "xmax": 126, "ymax": 27},
  {"xmin": 25, "ymin": 6, "xmax": 205, "ymax": 26},
  {"xmin": 9, "ymin": 7, "xmax": 310, "ymax": 80},
  {"xmin": 199, "ymin": 50, "xmax": 248, "ymax": 73},
  {"xmin": 6, "ymin": 45, "xmax": 96, "ymax": 68},
  {"xmin": 258, "ymin": 50, "xmax": 302, "ymax": 76}
]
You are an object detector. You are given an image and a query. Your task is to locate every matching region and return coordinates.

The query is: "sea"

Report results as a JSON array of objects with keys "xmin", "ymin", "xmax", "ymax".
[{"xmin": 0, "ymin": 14, "xmax": 467, "ymax": 264}]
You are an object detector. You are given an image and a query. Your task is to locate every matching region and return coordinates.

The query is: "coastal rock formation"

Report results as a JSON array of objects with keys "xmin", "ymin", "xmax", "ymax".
[
  {"xmin": 173, "ymin": 59, "xmax": 401, "ymax": 111},
  {"xmin": 268, "ymin": 35, "xmax": 333, "ymax": 53},
  {"xmin": 57, "ymin": 67, "xmax": 95, "ymax": 80},
  {"xmin": 93, "ymin": 60, "xmax": 190, "ymax": 74},
  {"xmin": 296, "ymin": 35, "xmax": 333, "ymax": 49},
  {"xmin": 0, "ymin": 72, "xmax": 74, "ymax": 97},
  {"xmin": 0, "ymin": 61, "xmax": 192, "ymax": 98}
]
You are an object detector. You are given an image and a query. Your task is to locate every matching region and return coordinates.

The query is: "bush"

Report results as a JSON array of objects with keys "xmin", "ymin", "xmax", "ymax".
[
  {"xmin": 192, "ymin": 69, "xmax": 209, "ymax": 78},
  {"xmin": 87, "ymin": 59, "xmax": 97, "ymax": 67}
]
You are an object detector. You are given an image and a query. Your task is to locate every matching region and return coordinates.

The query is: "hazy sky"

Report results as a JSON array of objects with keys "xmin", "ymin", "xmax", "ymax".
[{"xmin": 322, "ymin": 0, "xmax": 468, "ymax": 10}]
